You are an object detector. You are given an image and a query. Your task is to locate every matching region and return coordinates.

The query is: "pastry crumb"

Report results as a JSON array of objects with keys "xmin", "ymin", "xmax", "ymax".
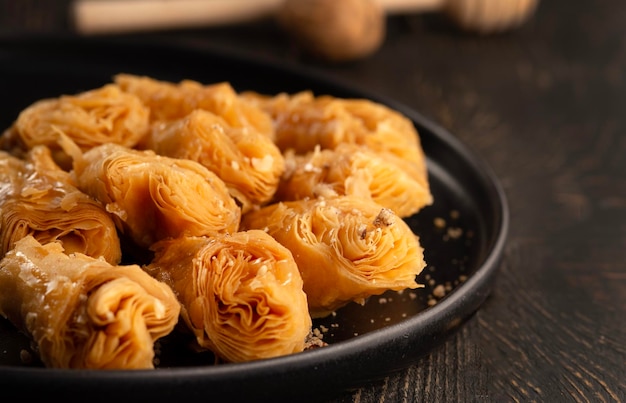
[
  {"xmin": 20, "ymin": 349, "xmax": 33, "ymax": 364},
  {"xmin": 447, "ymin": 227, "xmax": 463, "ymax": 239},
  {"xmin": 434, "ymin": 217, "xmax": 446, "ymax": 229},
  {"xmin": 305, "ymin": 328, "xmax": 328, "ymax": 349},
  {"xmin": 432, "ymin": 284, "xmax": 446, "ymax": 298},
  {"xmin": 373, "ymin": 208, "xmax": 395, "ymax": 227}
]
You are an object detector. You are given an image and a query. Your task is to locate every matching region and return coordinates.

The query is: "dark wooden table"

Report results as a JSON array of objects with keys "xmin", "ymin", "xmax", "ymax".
[{"xmin": 2, "ymin": 0, "xmax": 625, "ymax": 401}]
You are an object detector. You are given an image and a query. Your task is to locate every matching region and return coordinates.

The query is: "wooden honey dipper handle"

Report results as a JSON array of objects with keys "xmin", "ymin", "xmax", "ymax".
[
  {"xmin": 73, "ymin": 0, "xmax": 285, "ymax": 34},
  {"xmin": 73, "ymin": 0, "xmax": 538, "ymax": 62}
]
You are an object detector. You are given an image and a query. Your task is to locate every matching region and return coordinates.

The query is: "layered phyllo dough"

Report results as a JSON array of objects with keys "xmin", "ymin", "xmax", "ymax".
[
  {"xmin": 114, "ymin": 74, "xmax": 274, "ymax": 140},
  {"xmin": 0, "ymin": 146, "xmax": 121, "ymax": 264},
  {"xmin": 145, "ymin": 109, "xmax": 284, "ymax": 212},
  {"xmin": 241, "ymin": 196, "xmax": 426, "ymax": 318},
  {"xmin": 276, "ymin": 143, "xmax": 432, "ymax": 217},
  {"xmin": 0, "ymin": 74, "xmax": 433, "ymax": 367},
  {"xmin": 1, "ymin": 84, "xmax": 150, "ymax": 169},
  {"xmin": 0, "ymin": 236, "xmax": 180, "ymax": 369},
  {"xmin": 241, "ymin": 90, "xmax": 429, "ymax": 188},
  {"xmin": 70, "ymin": 143, "xmax": 240, "ymax": 249},
  {"xmin": 145, "ymin": 230, "xmax": 311, "ymax": 362}
]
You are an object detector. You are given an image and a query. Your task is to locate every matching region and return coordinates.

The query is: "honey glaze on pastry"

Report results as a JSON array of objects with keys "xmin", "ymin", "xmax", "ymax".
[
  {"xmin": 146, "ymin": 109, "xmax": 285, "ymax": 213},
  {"xmin": 1, "ymin": 84, "xmax": 150, "ymax": 169},
  {"xmin": 0, "ymin": 236, "xmax": 180, "ymax": 369},
  {"xmin": 70, "ymin": 142, "xmax": 241, "ymax": 249},
  {"xmin": 145, "ymin": 230, "xmax": 311, "ymax": 363},
  {"xmin": 241, "ymin": 90, "xmax": 429, "ymax": 185},
  {"xmin": 277, "ymin": 143, "xmax": 432, "ymax": 217},
  {"xmin": 241, "ymin": 196, "xmax": 426, "ymax": 318},
  {"xmin": 114, "ymin": 74, "xmax": 275, "ymax": 140},
  {"xmin": 0, "ymin": 73, "xmax": 434, "ymax": 366},
  {"xmin": 0, "ymin": 146, "xmax": 122, "ymax": 264}
]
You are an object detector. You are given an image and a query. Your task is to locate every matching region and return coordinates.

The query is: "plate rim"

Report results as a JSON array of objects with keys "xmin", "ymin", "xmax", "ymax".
[{"xmin": 0, "ymin": 36, "xmax": 510, "ymax": 400}]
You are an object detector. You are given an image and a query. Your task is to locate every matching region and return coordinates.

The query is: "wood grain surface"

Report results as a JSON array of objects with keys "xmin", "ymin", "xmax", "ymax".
[{"xmin": 1, "ymin": 0, "xmax": 625, "ymax": 401}]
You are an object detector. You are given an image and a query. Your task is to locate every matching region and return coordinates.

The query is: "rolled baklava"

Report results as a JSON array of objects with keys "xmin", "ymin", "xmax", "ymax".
[
  {"xmin": 0, "ymin": 236, "xmax": 180, "ymax": 369},
  {"xmin": 71, "ymin": 143, "xmax": 241, "ymax": 249},
  {"xmin": 241, "ymin": 196, "xmax": 426, "ymax": 317},
  {"xmin": 144, "ymin": 230, "xmax": 311, "ymax": 363},
  {"xmin": 0, "ymin": 146, "xmax": 122, "ymax": 264},
  {"xmin": 114, "ymin": 73, "xmax": 274, "ymax": 140},
  {"xmin": 241, "ymin": 90, "xmax": 429, "ymax": 184},
  {"xmin": 2, "ymin": 84, "xmax": 150, "ymax": 169},
  {"xmin": 277, "ymin": 143, "xmax": 432, "ymax": 217},
  {"xmin": 145, "ymin": 109, "xmax": 284, "ymax": 212}
]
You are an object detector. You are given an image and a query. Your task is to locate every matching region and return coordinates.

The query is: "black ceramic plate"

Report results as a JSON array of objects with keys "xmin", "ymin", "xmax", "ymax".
[{"xmin": 0, "ymin": 37, "xmax": 508, "ymax": 402}]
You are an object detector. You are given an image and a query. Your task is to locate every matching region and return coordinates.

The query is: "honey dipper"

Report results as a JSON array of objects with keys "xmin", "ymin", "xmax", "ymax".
[{"xmin": 73, "ymin": 0, "xmax": 539, "ymax": 61}]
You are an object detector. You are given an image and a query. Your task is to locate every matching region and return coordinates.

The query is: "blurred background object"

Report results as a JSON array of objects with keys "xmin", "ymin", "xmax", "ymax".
[
  {"xmin": 278, "ymin": 0, "xmax": 539, "ymax": 61},
  {"xmin": 0, "ymin": 0, "xmax": 539, "ymax": 62}
]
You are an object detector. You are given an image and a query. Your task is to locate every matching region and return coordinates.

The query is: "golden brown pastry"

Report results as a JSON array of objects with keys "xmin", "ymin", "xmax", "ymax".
[
  {"xmin": 2, "ymin": 84, "xmax": 150, "ymax": 169},
  {"xmin": 0, "ymin": 236, "xmax": 180, "ymax": 369},
  {"xmin": 241, "ymin": 90, "xmax": 429, "ymax": 183},
  {"xmin": 144, "ymin": 230, "xmax": 311, "ymax": 363},
  {"xmin": 71, "ymin": 143, "xmax": 241, "ymax": 249},
  {"xmin": 146, "ymin": 109, "xmax": 285, "ymax": 213},
  {"xmin": 276, "ymin": 143, "xmax": 432, "ymax": 217},
  {"xmin": 0, "ymin": 146, "xmax": 122, "ymax": 264},
  {"xmin": 241, "ymin": 196, "xmax": 426, "ymax": 317},
  {"xmin": 114, "ymin": 73, "xmax": 274, "ymax": 140},
  {"xmin": 0, "ymin": 73, "xmax": 437, "ymax": 368}
]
